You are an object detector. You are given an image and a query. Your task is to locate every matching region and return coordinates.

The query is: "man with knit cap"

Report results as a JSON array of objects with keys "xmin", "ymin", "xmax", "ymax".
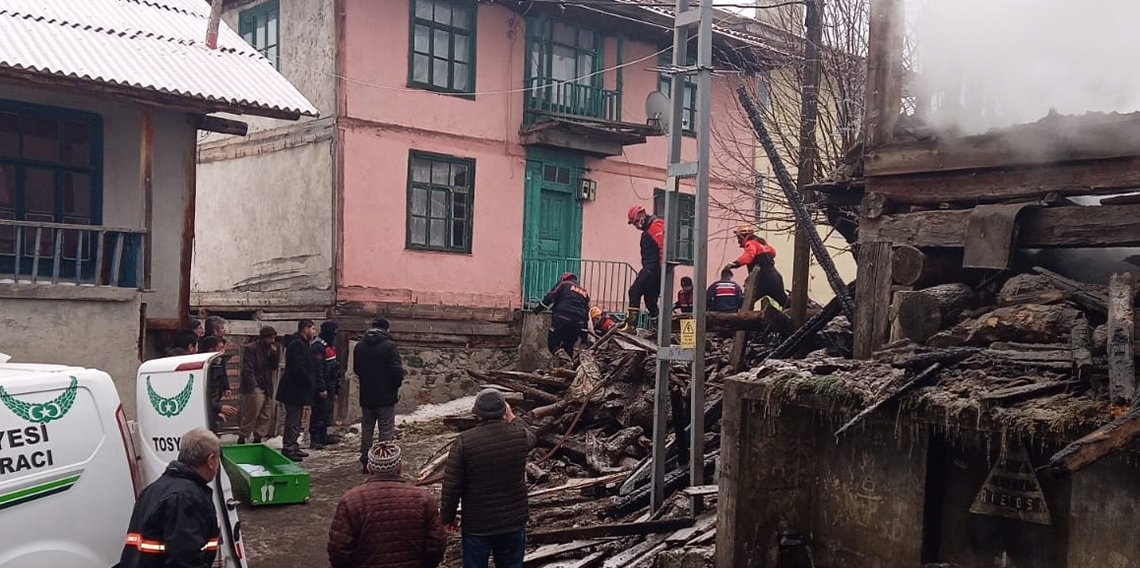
[
  {"xmin": 328, "ymin": 441, "xmax": 446, "ymax": 568},
  {"xmin": 441, "ymin": 389, "xmax": 535, "ymax": 568}
]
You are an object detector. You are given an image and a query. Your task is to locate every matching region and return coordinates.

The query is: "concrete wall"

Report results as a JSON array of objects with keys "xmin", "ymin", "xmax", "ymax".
[
  {"xmin": 0, "ymin": 297, "xmax": 143, "ymax": 417},
  {"xmin": 194, "ymin": 140, "xmax": 335, "ymax": 293}
]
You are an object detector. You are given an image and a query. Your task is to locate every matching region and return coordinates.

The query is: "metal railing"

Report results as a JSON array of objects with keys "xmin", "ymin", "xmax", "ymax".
[
  {"xmin": 0, "ymin": 219, "xmax": 146, "ymax": 288},
  {"xmin": 522, "ymin": 257, "xmax": 638, "ymax": 313},
  {"xmin": 524, "ymin": 78, "xmax": 622, "ymax": 123}
]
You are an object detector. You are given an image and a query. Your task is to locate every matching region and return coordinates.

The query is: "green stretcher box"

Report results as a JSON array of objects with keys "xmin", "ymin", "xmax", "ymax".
[{"xmin": 222, "ymin": 444, "xmax": 310, "ymax": 506}]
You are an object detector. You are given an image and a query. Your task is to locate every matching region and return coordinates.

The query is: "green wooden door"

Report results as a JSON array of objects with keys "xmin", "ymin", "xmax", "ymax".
[{"xmin": 523, "ymin": 149, "xmax": 583, "ymax": 304}]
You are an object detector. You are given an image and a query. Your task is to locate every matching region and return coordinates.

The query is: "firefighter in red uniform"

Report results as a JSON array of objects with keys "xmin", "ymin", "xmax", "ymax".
[
  {"xmin": 725, "ymin": 225, "xmax": 789, "ymax": 309},
  {"xmin": 533, "ymin": 272, "xmax": 591, "ymax": 367},
  {"xmin": 624, "ymin": 205, "xmax": 665, "ymax": 329}
]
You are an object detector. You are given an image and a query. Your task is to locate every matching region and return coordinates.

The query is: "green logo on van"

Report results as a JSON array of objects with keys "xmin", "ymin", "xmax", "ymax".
[
  {"xmin": 0, "ymin": 376, "xmax": 78, "ymax": 424},
  {"xmin": 147, "ymin": 375, "xmax": 194, "ymax": 417}
]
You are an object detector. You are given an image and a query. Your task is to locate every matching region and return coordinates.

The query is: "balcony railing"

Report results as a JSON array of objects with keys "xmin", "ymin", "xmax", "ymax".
[
  {"xmin": 524, "ymin": 78, "xmax": 622, "ymax": 123},
  {"xmin": 522, "ymin": 257, "xmax": 639, "ymax": 313},
  {"xmin": 0, "ymin": 219, "xmax": 146, "ymax": 289}
]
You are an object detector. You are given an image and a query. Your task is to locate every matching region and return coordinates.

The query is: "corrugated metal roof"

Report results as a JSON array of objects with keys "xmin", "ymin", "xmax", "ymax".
[{"xmin": 0, "ymin": 0, "xmax": 317, "ymax": 119}]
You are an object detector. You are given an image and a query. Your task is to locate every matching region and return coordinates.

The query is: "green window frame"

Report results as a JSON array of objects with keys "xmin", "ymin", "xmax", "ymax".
[
  {"xmin": 525, "ymin": 15, "xmax": 611, "ymax": 120},
  {"xmin": 0, "ymin": 99, "xmax": 104, "ymax": 276},
  {"xmin": 409, "ymin": 0, "xmax": 477, "ymax": 95},
  {"xmin": 653, "ymin": 189, "xmax": 695, "ymax": 265},
  {"xmin": 240, "ymin": 0, "xmax": 280, "ymax": 69},
  {"xmin": 658, "ymin": 49, "xmax": 697, "ymax": 135},
  {"xmin": 406, "ymin": 151, "xmax": 475, "ymax": 253}
]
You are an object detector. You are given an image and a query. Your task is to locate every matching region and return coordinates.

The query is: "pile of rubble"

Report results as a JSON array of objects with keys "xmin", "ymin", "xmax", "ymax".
[{"xmin": 415, "ymin": 327, "xmax": 750, "ymax": 568}]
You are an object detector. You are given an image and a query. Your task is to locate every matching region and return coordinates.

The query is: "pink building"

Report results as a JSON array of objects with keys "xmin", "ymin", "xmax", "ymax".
[{"xmin": 194, "ymin": 0, "xmax": 782, "ymax": 405}]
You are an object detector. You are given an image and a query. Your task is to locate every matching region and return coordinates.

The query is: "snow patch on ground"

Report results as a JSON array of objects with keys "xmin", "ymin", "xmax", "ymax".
[{"xmin": 396, "ymin": 396, "xmax": 476, "ymax": 426}]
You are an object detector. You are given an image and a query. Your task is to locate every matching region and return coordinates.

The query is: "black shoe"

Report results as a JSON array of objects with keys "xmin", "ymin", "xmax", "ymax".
[
  {"xmin": 284, "ymin": 453, "xmax": 304, "ymax": 462},
  {"xmin": 237, "ymin": 437, "xmax": 246, "ymax": 445},
  {"xmin": 296, "ymin": 449, "xmax": 310, "ymax": 458},
  {"xmin": 252, "ymin": 436, "xmax": 262, "ymax": 444},
  {"xmin": 311, "ymin": 442, "xmax": 326, "ymax": 450}
]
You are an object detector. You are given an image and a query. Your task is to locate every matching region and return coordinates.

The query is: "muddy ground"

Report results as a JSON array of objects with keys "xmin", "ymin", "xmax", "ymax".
[{"xmin": 237, "ymin": 420, "xmax": 462, "ymax": 568}]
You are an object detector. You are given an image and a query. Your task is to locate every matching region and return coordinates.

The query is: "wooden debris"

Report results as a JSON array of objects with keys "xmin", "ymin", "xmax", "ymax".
[
  {"xmin": 891, "ymin": 245, "xmax": 962, "ymax": 287},
  {"xmin": 527, "ymin": 472, "xmax": 630, "ymax": 499},
  {"xmin": 1071, "ymin": 315, "xmax": 1093, "ymax": 374},
  {"xmin": 1033, "ymin": 266, "xmax": 1108, "ymax": 315},
  {"xmin": 1049, "ymin": 404, "xmax": 1140, "ymax": 477},
  {"xmin": 1107, "ymin": 272, "xmax": 1136, "ymax": 404},
  {"xmin": 894, "ymin": 283, "xmax": 976, "ymax": 343},
  {"xmin": 730, "ymin": 268, "xmax": 761, "ymax": 372},
  {"xmin": 977, "ymin": 380, "xmax": 1079, "ymax": 404},
  {"xmin": 529, "ymin": 518, "xmax": 694, "ymax": 544},
  {"xmin": 524, "ymin": 540, "xmax": 611, "ymax": 567}
]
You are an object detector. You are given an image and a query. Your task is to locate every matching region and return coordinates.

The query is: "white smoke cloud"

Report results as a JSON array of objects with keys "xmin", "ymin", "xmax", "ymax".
[{"xmin": 909, "ymin": 0, "xmax": 1140, "ymax": 133}]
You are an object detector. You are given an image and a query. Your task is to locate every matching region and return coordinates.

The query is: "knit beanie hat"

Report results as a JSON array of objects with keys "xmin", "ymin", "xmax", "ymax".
[
  {"xmin": 367, "ymin": 442, "xmax": 401, "ymax": 475},
  {"xmin": 473, "ymin": 388, "xmax": 506, "ymax": 419}
]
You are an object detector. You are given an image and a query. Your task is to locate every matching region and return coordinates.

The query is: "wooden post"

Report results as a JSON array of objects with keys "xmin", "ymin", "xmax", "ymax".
[
  {"xmin": 729, "ymin": 268, "xmax": 760, "ymax": 372},
  {"xmin": 863, "ymin": 0, "xmax": 905, "ymax": 150},
  {"xmin": 854, "ymin": 242, "xmax": 893, "ymax": 358},
  {"xmin": 1108, "ymin": 273, "xmax": 1136, "ymax": 405},
  {"xmin": 791, "ymin": 0, "xmax": 825, "ymax": 328}
]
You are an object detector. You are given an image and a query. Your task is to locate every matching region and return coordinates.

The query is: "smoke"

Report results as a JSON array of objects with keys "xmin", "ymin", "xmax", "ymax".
[{"xmin": 909, "ymin": 0, "xmax": 1140, "ymax": 134}]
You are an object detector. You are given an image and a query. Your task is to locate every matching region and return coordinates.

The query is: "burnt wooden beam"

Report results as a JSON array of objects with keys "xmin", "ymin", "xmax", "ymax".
[
  {"xmin": 864, "ymin": 115, "xmax": 1140, "ymax": 177},
  {"xmin": 528, "ymin": 518, "xmax": 695, "ymax": 544},
  {"xmin": 195, "ymin": 114, "xmax": 249, "ymax": 136},
  {"xmin": 729, "ymin": 268, "xmax": 761, "ymax": 372},
  {"xmin": 1048, "ymin": 404, "xmax": 1140, "ymax": 477},
  {"xmin": 854, "ymin": 242, "xmax": 893, "ymax": 358},
  {"xmin": 863, "ymin": 0, "xmax": 905, "ymax": 150},
  {"xmin": 861, "ymin": 204, "xmax": 1140, "ymax": 249},
  {"xmin": 1108, "ymin": 273, "xmax": 1136, "ymax": 405},
  {"xmin": 866, "ymin": 156, "xmax": 1140, "ymax": 205}
]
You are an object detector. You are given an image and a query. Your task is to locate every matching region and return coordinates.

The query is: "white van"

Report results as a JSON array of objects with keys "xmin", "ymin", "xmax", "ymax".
[{"xmin": 0, "ymin": 352, "xmax": 248, "ymax": 568}]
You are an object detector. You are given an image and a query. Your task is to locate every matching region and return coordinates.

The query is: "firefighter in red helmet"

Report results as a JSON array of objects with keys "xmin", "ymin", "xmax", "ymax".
[
  {"xmin": 623, "ymin": 205, "xmax": 665, "ymax": 330},
  {"xmin": 725, "ymin": 224, "xmax": 788, "ymax": 309}
]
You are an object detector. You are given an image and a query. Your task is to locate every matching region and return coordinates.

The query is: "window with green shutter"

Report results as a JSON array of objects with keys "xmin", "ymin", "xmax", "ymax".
[
  {"xmin": 409, "ymin": 0, "xmax": 477, "ymax": 95},
  {"xmin": 658, "ymin": 49, "xmax": 697, "ymax": 135},
  {"xmin": 239, "ymin": 1, "xmax": 280, "ymax": 69},
  {"xmin": 406, "ymin": 151, "xmax": 475, "ymax": 253},
  {"xmin": 653, "ymin": 189, "xmax": 695, "ymax": 265}
]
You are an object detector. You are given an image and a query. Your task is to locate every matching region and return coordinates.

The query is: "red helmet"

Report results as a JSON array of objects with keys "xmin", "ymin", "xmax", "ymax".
[
  {"xmin": 627, "ymin": 205, "xmax": 646, "ymax": 225},
  {"xmin": 560, "ymin": 272, "xmax": 576, "ymax": 282}
]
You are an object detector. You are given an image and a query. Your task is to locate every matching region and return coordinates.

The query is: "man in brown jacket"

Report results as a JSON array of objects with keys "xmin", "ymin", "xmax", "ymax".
[
  {"xmin": 237, "ymin": 326, "xmax": 279, "ymax": 444},
  {"xmin": 441, "ymin": 389, "xmax": 535, "ymax": 568},
  {"xmin": 328, "ymin": 442, "xmax": 446, "ymax": 568}
]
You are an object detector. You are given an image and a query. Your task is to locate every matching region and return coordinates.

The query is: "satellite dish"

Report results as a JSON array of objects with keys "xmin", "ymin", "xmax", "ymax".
[{"xmin": 645, "ymin": 91, "xmax": 672, "ymax": 134}]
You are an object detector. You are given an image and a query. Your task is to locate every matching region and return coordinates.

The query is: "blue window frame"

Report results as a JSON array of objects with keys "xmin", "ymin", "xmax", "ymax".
[{"xmin": 240, "ymin": 0, "xmax": 281, "ymax": 69}]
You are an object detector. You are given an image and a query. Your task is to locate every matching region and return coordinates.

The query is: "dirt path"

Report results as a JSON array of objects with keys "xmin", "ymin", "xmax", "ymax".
[{"xmin": 237, "ymin": 421, "xmax": 458, "ymax": 568}]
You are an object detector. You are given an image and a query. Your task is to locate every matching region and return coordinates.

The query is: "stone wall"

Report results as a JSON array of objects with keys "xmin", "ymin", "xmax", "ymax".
[{"xmin": 342, "ymin": 342, "xmax": 517, "ymax": 417}]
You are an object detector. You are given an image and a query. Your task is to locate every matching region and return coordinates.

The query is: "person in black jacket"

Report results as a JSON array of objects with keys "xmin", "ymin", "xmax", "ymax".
[
  {"xmin": 624, "ymin": 205, "xmax": 666, "ymax": 330},
  {"xmin": 277, "ymin": 319, "xmax": 318, "ymax": 461},
  {"xmin": 199, "ymin": 336, "xmax": 236, "ymax": 434},
  {"xmin": 117, "ymin": 427, "xmax": 222, "ymax": 568},
  {"xmin": 532, "ymin": 272, "xmax": 590, "ymax": 366},
  {"xmin": 310, "ymin": 320, "xmax": 341, "ymax": 450},
  {"xmin": 352, "ymin": 316, "xmax": 406, "ymax": 473}
]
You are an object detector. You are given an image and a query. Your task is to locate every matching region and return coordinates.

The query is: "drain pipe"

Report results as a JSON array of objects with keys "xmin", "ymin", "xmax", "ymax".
[{"xmin": 205, "ymin": 0, "xmax": 224, "ymax": 49}]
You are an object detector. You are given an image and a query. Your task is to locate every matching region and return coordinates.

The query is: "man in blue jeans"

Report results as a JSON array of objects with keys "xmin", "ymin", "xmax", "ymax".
[{"xmin": 440, "ymin": 389, "xmax": 535, "ymax": 568}]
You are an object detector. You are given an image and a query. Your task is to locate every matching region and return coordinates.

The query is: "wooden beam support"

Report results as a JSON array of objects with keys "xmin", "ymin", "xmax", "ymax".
[
  {"xmin": 729, "ymin": 268, "xmax": 760, "ymax": 371},
  {"xmin": 854, "ymin": 242, "xmax": 893, "ymax": 358},
  {"xmin": 1049, "ymin": 404, "xmax": 1140, "ymax": 477},
  {"xmin": 862, "ymin": 204, "xmax": 1140, "ymax": 249},
  {"xmin": 867, "ymin": 156, "xmax": 1140, "ymax": 206},
  {"xmin": 1108, "ymin": 273, "xmax": 1136, "ymax": 405}
]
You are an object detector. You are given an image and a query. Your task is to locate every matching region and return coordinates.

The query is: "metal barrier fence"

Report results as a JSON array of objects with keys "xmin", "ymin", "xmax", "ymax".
[
  {"xmin": 0, "ymin": 219, "xmax": 145, "ymax": 288},
  {"xmin": 521, "ymin": 257, "xmax": 639, "ymax": 313}
]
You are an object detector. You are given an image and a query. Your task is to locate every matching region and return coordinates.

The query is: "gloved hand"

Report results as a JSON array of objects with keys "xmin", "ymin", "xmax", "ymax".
[
  {"xmin": 531, "ymin": 305, "xmax": 544, "ymax": 314},
  {"xmin": 724, "ymin": 263, "xmax": 737, "ymax": 272}
]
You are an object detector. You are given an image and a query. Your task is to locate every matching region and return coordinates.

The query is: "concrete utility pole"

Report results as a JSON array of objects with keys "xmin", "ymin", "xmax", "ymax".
[
  {"xmin": 651, "ymin": 0, "xmax": 713, "ymax": 513},
  {"xmin": 790, "ymin": 0, "xmax": 824, "ymax": 327}
]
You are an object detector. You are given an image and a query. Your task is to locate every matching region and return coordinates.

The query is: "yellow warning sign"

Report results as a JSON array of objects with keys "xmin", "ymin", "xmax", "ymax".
[{"xmin": 679, "ymin": 319, "xmax": 696, "ymax": 348}]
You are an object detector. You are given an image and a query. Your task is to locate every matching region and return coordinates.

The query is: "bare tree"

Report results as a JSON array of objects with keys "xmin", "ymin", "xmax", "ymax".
[{"xmin": 708, "ymin": 0, "xmax": 870, "ymax": 249}]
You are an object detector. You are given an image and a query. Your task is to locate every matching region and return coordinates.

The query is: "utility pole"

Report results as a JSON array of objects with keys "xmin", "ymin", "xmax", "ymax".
[
  {"xmin": 790, "ymin": 0, "xmax": 824, "ymax": 327},
  {"xmin": 652, "ymin": 0, "xmax": 713, "ymax": 513}
]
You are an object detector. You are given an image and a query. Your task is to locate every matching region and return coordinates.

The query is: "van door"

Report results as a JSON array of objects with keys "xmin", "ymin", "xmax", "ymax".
[{"xmin": 135, "ymin": 354, "xmax": 248, "ymax": 568}]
